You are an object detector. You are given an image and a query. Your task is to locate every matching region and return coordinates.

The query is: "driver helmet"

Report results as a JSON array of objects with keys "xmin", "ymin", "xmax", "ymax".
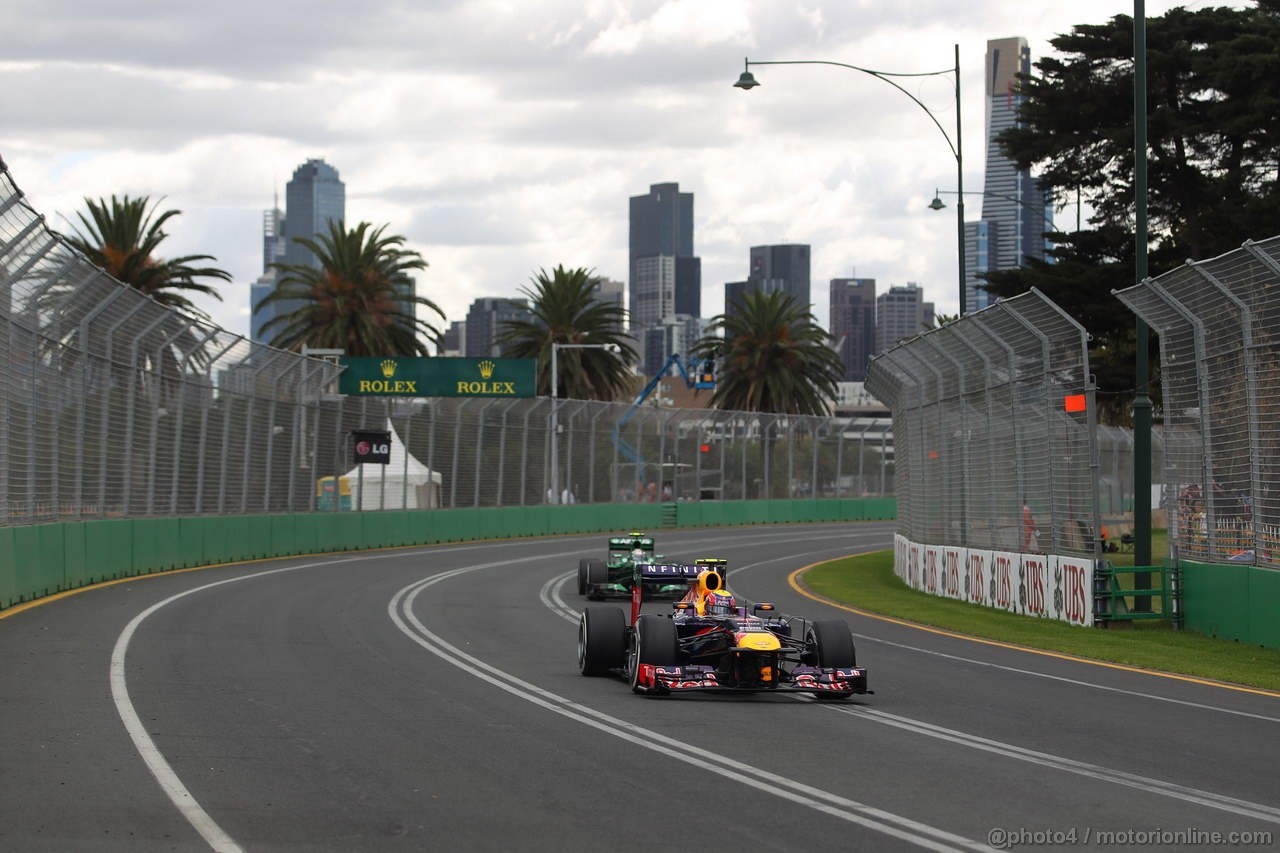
[
  {"xmin": 631, "ymin": 548, "xmax": 646, "ymax": 562},
  {"xmin": 705, "ymin": 590, "xmax": 736, "ymax": 617}
]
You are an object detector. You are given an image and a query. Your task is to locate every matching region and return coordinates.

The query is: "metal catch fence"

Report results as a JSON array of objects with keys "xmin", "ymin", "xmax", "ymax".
[
  {"xmin": 0, "ymin": 158, "xmax": 892, "ymax": 525},
  {"xmin": 1115, "ymin": 237, "xmax": 1280, "ymax": 568},
  {"xmin": 866, "ymin": 288, "xmax": 1100, "ymax": 558}
]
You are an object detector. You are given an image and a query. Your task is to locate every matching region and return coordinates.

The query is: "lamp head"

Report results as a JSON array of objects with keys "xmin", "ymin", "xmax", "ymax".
[
  {"xmin": 928, "ymin": 194, "xmax": 947, "ymax": 211},
  {"xmin": 734, "ymin": 70, "xmax": 760, "ymax": 90}
]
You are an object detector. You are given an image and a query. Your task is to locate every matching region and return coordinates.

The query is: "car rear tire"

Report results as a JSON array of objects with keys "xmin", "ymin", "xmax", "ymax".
[
  {"xmin": 577, "ymin": 559, "xmax": 590, "ymax": 596},
  {"xmin": 628, "ymin": 614, "xmax": 680, "ymax": 694},
  {"xmin": 579, "ymin": 605, "xmax": 627, "ymax": 676}
]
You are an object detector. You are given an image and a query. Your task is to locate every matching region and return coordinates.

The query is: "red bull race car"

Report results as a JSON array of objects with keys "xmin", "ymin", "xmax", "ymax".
[{"xmin": 577, "ymin": 560, "xmax": 868, "ymax": 699}]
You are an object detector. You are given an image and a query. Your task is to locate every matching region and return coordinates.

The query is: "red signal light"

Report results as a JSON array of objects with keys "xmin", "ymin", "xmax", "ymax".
[{"xmin": 700, "ymin": 444, "xmax": 710, "ymax": 453}]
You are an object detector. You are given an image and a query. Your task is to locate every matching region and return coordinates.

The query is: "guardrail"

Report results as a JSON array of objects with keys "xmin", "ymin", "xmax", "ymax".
[{"xmin": 0, "ymin": 497, "xmax": 896, "ymax": 611}]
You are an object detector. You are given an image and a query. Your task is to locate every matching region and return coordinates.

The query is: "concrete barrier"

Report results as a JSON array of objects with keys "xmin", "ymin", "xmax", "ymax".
[{"xmin": 0, "ymin": 498, "xmax": 897, "ymax": 611}]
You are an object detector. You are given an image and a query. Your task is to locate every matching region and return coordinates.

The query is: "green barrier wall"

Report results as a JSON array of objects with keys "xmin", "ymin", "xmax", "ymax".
[
  {"xmin": 1181, "ymin": 560, "xmax": 1280, "ymax": 649},
  {"xmin": 0, "ymin": 499, "xmax": 895, "ymax": 612}
]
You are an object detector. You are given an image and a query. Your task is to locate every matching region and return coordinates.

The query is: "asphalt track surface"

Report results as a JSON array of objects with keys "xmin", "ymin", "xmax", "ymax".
[{"xmin": 2, "ymin": 521, "xmax": 1278, "ymax": 852}]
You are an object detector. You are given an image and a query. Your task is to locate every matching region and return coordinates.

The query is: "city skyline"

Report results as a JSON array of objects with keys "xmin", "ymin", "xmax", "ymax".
[{"xmin": 2, "ymin": 1, "xmax": 1212, "ymax": 343}]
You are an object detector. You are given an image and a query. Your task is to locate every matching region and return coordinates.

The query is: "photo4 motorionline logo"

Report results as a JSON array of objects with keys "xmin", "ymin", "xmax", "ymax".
[{"xmin": 987, "ymin": 826, "xmax": 1272, "ymax": 849}]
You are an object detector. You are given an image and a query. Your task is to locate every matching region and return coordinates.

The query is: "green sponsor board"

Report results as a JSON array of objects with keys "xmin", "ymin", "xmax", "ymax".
[{"xmin": 338, "ymin": 357, "xmax": 537, "ymax": 397}]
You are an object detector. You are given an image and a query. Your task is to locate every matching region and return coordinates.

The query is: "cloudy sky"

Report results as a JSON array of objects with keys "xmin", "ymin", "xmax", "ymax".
[{"xmin": 1, "ymin": 0, "xmax": 1222, "ymax": 342}]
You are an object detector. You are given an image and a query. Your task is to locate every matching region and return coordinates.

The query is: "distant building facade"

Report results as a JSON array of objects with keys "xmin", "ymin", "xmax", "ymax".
[
  {"xmin": 441, "ymin": 321, "xmax": 466, "ymax": 356},
  {"xmin": 641, "ymin": 314, "xmax": 701, "ymax": 378},
  {"xmin": 251, "ymin": 159, "xmax": 346, "ymax": 345},
  {"xmin": 465, "ymin": 297, "xmax": 532, "ymax": 358},
  {"xmin": 629, "ymin": 182, "xmax": 700, "ymax": 329},
  {"xmin": 829, "ymin": 277, "xmax": 877, "ymax": 381},
  {"xmin": 875, "ymin": 283, "xmax": 934, "ymax": 354},
  {"xmin": 963, "ymin": 37, "xmax": 1053, "ymax": 313},
  {"xmin": 726, "ymin": 244, "xmax": 811, "ymax": 316}
]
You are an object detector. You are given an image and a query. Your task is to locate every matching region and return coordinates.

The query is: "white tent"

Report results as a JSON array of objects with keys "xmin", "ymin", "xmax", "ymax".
[{"xmin": 344, "ymin": 420, "xmax": 442, "ymax": 509}]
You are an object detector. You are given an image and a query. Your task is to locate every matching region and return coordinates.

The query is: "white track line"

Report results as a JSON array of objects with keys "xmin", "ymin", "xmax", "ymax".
[
  {"xmin": 111, "ymin": 540, "xmax": 590, "ymax": 852},
  {"xmin": 542, "ymin": 554, "xmax": 1280, "ymax": 825},
  {"xmin": 392, "ymin": 563, "xmax": 986, "ymax": 852}
]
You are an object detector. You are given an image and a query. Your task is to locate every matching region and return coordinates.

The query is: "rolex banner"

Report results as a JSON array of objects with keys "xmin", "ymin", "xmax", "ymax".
[{"xmin": 337, "ymin": 357, "xmax": 537, "ymax": 398}]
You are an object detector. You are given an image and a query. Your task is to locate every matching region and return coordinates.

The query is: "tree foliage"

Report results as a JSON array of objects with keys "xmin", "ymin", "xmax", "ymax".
[
  {"xmin": 986, "ymin": 0, "xmax": 1280, "ymax": 423},
  {"xmin": 494, "ymin": 265, "xmax": 637, "ymax": 401},
  {"xmin": 258, "ymin": 220, "xmax": 443, "ymax": 356},
  {"xmin": 63, "ymin": 194, "xmax": 231, "ymax": 318},
  {"xmin": 694, "ymin": 291, "xmax": 843, "ymax": 416}
]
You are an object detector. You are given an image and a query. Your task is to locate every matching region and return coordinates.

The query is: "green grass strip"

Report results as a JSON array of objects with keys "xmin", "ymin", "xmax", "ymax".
[{"xmin": 804, "ymin": 550, "xmax": 1280, "ymax": 693}]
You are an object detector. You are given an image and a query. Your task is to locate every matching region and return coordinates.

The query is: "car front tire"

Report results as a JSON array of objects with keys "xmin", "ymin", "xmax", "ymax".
[{"xmin": 578, "ymin": 605, "xmax": 627, "ymax": 676}]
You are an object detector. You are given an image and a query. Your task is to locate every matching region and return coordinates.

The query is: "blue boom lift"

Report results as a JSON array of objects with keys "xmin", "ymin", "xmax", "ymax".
[{"xmin": 612, "ymin": 354, "xmax": 715, "ymax": 483}]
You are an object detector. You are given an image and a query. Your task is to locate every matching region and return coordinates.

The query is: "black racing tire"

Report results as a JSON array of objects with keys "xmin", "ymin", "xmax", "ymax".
[
  {"xmin": 577, "ymin": 559, "xmax": 590, "ymax": 596},
  {"xmin": 627, "ymin": 614, "xmax": 680, "ymax": 694},
  {"xmin": 584, "ymin": 559, "xmax": 609, "ymax": 600},
  {"xmin": 578, "ymin": 605, "xmax": 627, "ymax": 676},
  {"xmin": 807, "ymin": 620, "xmax": 857, "ymax": 668}
]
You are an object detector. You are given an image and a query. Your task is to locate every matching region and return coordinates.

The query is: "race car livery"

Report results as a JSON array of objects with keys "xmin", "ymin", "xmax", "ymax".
[
  {"xmin": 577, "ymin": 561, "xmax": 869, "ymax": 700},
  {"xmin": 576, "ymin": 533, "xmax": 684, "ymax": 600}
]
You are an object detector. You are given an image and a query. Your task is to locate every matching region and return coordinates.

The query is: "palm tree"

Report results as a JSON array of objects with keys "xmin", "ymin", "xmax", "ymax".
[
  {"xmin": 52, "ymin": 194, "xmax": 232, "ymax": 392},
  {"xmin": 494, "ymin": 265, "xmax": 636, "ymax": 400},
  {"xmin": 63, "ymin": 195, "xmax": 231, "ymax": 318},
  {"xmin": 258, "ymin": 220, "xmax": 444, "ymax": 356},
  {"xmin": 693, "ymin": 290, "xmax": 843, "ymax": 415}
]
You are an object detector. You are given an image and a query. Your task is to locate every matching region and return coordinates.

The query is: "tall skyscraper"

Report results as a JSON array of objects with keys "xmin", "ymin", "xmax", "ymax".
[
  {"xmin": 250, "ymin": 198, "xmax": 286, "ymax": 342},
  {"xmin": 875, "ymin": 283, "xmax": 934, "ymax": 354},
  {"xmin": 963, "ymin": 37, "xmax": 1053, "ymax": 313},
  {"xmin": 829, "ymin": 277, "xmax": 877, "ymax": 381},
  {"xmin": 465, "ymin": 297, "xmax": 532, "ymax": 358},
  {"xmin": 251, "ymin": 159, "xmax": 346, "ymax": 344},
  {"xmin": 629, "ymin": 183, "xmax": 701, "ymax": 329},
  {"xmin": 725, "ymin": 244, "xmax": 811, "ymax": 316},
  {"xmin": 283, "ymin": 159, "xmax": 346, "ymax": 270}
]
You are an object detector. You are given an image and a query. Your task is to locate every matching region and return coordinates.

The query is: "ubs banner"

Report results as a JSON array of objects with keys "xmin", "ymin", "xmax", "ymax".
[
  {"xmin": 893, "ymin": 534, "xmax": 1095, "ymax": 627},
  {"xmin": 338, "ymin": 357, "xmax": 536, "ymax": 398}
]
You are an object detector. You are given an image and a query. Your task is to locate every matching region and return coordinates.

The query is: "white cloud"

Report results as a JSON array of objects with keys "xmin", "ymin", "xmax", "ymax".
[{"xmin": 0, "ymin": 0, "xmax": 1231, "ymax": 342}]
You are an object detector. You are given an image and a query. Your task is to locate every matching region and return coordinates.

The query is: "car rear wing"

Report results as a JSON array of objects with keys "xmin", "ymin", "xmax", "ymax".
[
  {"xmin": 635, "ymin": 563, "xmax": 700, "ymax": 583},
  {"xmin": 630, "ymin": 562, "xmax": 699, "ymax": 624},
  {"xmin": 608, "ymin": 536, "xmax": 655, "ymax": 550}
]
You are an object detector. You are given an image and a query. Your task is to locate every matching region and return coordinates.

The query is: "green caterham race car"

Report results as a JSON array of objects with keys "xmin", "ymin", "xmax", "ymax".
[{"xmin": 577, "ymin": 533, "xmax": 715, "ymax": 601}]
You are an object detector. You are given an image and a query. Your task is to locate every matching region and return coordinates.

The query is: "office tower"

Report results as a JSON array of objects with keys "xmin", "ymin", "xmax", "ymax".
[
  {"xmin": 963, "ymin": 37, "xmax": 1053, "ymax": 313},
  {"xmin": 641, "ymin": 314, "xmax": 701, "ymax": 378},
  {"xmin": 592, "ymin": 277, "xmax": 626, "ymax": 333},
  {"xmin": 441, "ymin": 321, "xmax": 466, "ymax": 356},
  {"xmin": 250, "ymin": 199, "xmax": 287, "ymax": 342},
  {"xmin": 725, "ymin": 244, "xmax": 811, "ymax": 316},
  {"xmin": 465, "ymin": 297, "xmax": 532, "ymax": 358},
  {"xmin": 629, "ymin": 182, "xmax": 700, "ymax": 329},
  {"xmin": 251, "ymin": 159, "xmax": 346, "ymax": 344},
  {"xmin": 283, "ymin": 159, "xmax": 346, "ymax": 269},
  {"xmin": 829, "ymin": 277, "xmax": 877, "ymax": 381},
  {"xmin": 875, "ymin": 283, "xmax": 934, "ymax": 354},
  {"xmin": 632, "ymin": 255, "xmax": 675, "ymax": 329}
]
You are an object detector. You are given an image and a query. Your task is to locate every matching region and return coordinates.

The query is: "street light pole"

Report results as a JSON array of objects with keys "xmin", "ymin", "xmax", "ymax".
[
  {"xmin": 735, "ymin": 46, "xmax": 966, "ymax": 314},
  {"xmin": 1133, "ymin": 1, "xmax": 1154, "ymax": 574},
  {"xmin": 549, "ymin": 342, "xmax": 619, "ymax": 505}
]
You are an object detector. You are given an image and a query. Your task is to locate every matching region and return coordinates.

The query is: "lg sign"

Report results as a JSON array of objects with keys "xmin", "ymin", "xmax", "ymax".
[{"xmin": 352, "ymin": 430, "xmax": 392, "ymax": 465}]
